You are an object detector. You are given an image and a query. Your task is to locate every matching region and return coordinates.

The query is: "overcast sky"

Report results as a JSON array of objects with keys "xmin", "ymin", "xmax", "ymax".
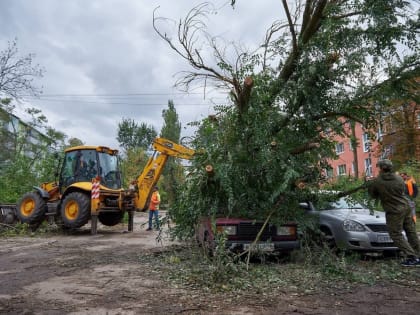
[{"xmin": 0, "ymin": 0, "xmax": 282, "ymax": 149}]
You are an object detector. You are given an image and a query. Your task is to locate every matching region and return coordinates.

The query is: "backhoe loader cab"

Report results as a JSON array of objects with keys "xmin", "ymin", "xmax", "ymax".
[{"xmin": 60, "ymin": 146, "xmax": 121, "ymax": 191}]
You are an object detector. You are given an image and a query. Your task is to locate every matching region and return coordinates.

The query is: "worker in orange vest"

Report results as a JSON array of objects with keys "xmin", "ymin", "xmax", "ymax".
[
  {"xmin": 146, "ymin": 186, "xmax": 161, "ymax": 231},
  {"xmin": 401, "ymin": 173, "xmax": 418, "ymax": 223}
]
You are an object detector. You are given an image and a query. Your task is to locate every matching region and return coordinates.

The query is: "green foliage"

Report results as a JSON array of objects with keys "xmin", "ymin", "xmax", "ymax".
[
  {"xmin": 161, "ymin": 100, "xmax": 181, "ymax": 142},
  {"xmin": 67, "ymin": 137, "xmax": 84, "ymax": 147},
  {"xmin": 0, "ymin": 103, "xmax": 65, "ymax": 203},
  {"xmin": 119, "ymin": 146, "xmax": 148, "ymax": 188},
  {"xmin": 117, "ymin": 118, "xmax": 157, "ymax": 152},
  {"xmin": 0, "ymin": 222, "xmax": 32, "ymax": 236},
  {"xmin": 160, "ymin": 100, "xmax": 185, "ymax": 207},
  {"xmin": 171, "ymin": 98, "xmax": 325, "ymax": 237}
]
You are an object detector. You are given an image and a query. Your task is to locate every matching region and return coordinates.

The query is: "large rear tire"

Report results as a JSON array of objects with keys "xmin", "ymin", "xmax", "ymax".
[
  {"xmin": 60, "ymin": 192, "xmax": 90, "ymax": 229},
  {"xmin": 98, "ymin": 212, "xmax": 123, "ymax": 226},
  {"xmin": 16, "ymin": 192, "xmax": 46, "ymax": 225}
]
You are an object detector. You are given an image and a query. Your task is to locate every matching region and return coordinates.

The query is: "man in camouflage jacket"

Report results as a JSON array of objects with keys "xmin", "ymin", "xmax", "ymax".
[{"xmin": 368, "ymin": 159, "xmax": 420, "ymax": 267}]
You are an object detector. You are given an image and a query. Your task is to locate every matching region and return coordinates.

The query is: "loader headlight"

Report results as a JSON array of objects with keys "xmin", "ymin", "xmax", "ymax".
[{"xmin": 343, "ymin": 219, "xmax": 366, "ymax": 232}]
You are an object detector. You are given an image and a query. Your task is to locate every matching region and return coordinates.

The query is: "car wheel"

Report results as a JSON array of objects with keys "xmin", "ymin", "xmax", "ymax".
[{"xmin": 320, "ymin": 226, "xmax": 336, "ymax": 248}]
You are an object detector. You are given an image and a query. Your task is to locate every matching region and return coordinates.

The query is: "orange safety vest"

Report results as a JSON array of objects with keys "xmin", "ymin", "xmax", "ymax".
[
  {"xmin": 406, "ymin": 178, "xmax": 416, "ymax": 197},
  {"xmin": 149, "ymin": 191, "xmax": 161, "ymax": 211},
  {"xmin": 405, "ymin": 178, "xmax": 418, "ymax": 223}
]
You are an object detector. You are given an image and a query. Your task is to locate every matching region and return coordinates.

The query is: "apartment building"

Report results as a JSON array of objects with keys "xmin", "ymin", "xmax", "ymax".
[
  {"xmin": 0, "ymin": 108, "xmax": 51, "ymax": 165},
  {"xmin": 326, "ymin": 120, "xmax": 381, "ymax": 180}
]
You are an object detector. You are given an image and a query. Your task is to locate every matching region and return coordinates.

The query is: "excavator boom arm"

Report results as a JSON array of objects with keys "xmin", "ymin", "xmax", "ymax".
[
  {"xmin": 152, "ymin": 138, "xmax": 195, "ymax": 160},
  {"xmin": 134, "ymin": 138, "xmax": 194, "ymax": 211}
]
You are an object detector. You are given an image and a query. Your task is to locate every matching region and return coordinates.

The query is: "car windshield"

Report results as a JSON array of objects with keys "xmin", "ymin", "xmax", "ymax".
[{"xmin": 316, "ymin": 197, "xmax": 365, "ymax": 210}]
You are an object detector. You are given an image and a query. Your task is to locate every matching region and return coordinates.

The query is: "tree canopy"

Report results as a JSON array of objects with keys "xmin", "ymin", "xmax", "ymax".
[
  {"xmin": 117, "ymin": 118, "xmax": 157, "ymax": 153},
  {"xmin": 154, "ymin": 0, "xmax": 420, "ymax": 237},
  {"xmin": 160, "ymin": 100, "xmax": 184, "ymax": 207}
]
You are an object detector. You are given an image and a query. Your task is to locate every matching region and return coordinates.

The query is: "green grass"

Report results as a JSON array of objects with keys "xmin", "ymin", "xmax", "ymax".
[{"xmin": 137, "ymin": 243, "xmax": 420, "ymax": 297}]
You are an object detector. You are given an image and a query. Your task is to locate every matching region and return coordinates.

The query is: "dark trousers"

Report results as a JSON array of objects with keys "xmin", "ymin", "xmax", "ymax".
[{"xmin": 386, "ymin": 206, "xmax": 420, "ymax": 257}]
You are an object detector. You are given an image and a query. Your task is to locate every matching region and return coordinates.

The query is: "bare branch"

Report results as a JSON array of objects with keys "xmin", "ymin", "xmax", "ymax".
[
  {"xmin": 279, "ymin": 0, "xmax": 328, "ymax": 82},
  {"xmin": 331, "ymin": 10, "xmax": 363, "ymax": 19},
  {"xmin": 262, "ymin": 21, "xmax": 289, "ymax": 70},
  {"xmin": 237, "ymin": 76, "xmax": 253, "ymax": 112},
  {"xmin": 282, "ymin": 0, "xmax": 297, "ymax": 52},
  {"xmin": 289, "ymin": 141, "xmax": 320, "ymax": 155},
  {"xmin": 300, "ymin": 0, "xmax": 328, "ymax": 44},
  {"xmin": 153, "ymin": 4, "xmax": 235, "ymax": 92},
  {"xmin": 0, "ymin": 39, "xmax": 44, "ymax": 99},
  {"xmin": 300, "ymin": 0, "xmax": 312, "ymax": 32},
  {"xmin": 154, "ymin": 4, "xmax": 256, "ymax": 111},
  {"xmin": 311, "ymin": 111, "xmax": 365, "ymax": 125}
]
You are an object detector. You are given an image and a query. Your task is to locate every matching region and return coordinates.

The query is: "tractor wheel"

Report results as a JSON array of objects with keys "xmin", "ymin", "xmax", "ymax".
[
  {"xmin": 98, "ymin": 212, "xmax": 123, "ymax": 226},
  {"xmin": 60, "ymin": 192, "xmax": 90, "ymax": 229},
  {"xmin": 16, "ymin": 192, "xmax": 46, "ymax": 225}
]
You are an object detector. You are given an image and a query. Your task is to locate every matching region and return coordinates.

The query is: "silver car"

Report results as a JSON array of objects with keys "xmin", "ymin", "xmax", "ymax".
[{"xmin": 300, "ymin": 196, "xmax": 399, "ymax": 254}]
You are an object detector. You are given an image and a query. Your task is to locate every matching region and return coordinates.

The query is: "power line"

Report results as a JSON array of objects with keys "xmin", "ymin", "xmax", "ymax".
[
  {"xmin": 22, "ymin": 92, "xmax": 227, "ymax": 97},
  {"xmin": 22, "ymin": 97, "xmax": 224, "ymax": 106}
]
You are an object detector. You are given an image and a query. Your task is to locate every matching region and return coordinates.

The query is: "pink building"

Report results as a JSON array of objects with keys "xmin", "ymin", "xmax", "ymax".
[{"xmin": 326, "ymin": 120, "xmax": 381, "ymax": 180}]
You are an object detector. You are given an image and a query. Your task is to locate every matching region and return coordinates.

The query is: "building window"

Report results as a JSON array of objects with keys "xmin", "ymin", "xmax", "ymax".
[
  {"xmin": 335, "ymin": 143, "xmax": 345, "ymax": 154},
  {"xmin": 362, "ymin": 133, "xmax": 370, "ymax": 152},
  {"xmin": 337, "ymin": 164, "xmax": 346, "ymax": 176},
  {"xmin": 365, "ymin": 158, "xmax": 372, "ymax": 177}
]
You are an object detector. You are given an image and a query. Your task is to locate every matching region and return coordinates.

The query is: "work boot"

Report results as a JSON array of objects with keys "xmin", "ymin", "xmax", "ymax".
[{"xmin": 146, "ymin": 227, "xmax": 152, "ymax": 231}]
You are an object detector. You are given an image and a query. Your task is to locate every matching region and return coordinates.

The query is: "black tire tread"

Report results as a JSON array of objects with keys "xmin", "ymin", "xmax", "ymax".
[
  {"xmin": 16, "ymin": 192, "xmax": 46, "ymax": 224},
  {"xmin": 98, "ymin": 212, "xmax": 123, "ymax": 226},
  {"xmin": 60, "ymin": 192, "xmax": 90, "ymax": 229}
]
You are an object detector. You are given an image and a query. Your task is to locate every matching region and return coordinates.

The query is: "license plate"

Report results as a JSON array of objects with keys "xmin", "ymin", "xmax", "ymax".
[
  {"xmin": 244, "ymin": 243, "xmax": 274, "ymax": 252},
  {"xmin": 377, "ymin": 235, "xmax": 392, "ymax": 243}
]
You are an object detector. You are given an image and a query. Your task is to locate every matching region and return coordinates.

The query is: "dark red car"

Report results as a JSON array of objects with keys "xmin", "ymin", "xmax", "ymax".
[{"xmin": 196, "ymin": 217, "xmax": 300, "ymax": 254}]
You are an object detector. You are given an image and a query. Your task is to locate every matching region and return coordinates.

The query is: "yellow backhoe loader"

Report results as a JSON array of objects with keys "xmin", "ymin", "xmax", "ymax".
[{"xmin": 0, "ymin": 138, "xmax": 194, "ymax": 234}]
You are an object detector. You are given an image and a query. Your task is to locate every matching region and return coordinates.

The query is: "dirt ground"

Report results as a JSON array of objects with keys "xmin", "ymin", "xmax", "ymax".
[{"xmin": 0, "ymin": 211, "xmax": 419, "ymax": 315}]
